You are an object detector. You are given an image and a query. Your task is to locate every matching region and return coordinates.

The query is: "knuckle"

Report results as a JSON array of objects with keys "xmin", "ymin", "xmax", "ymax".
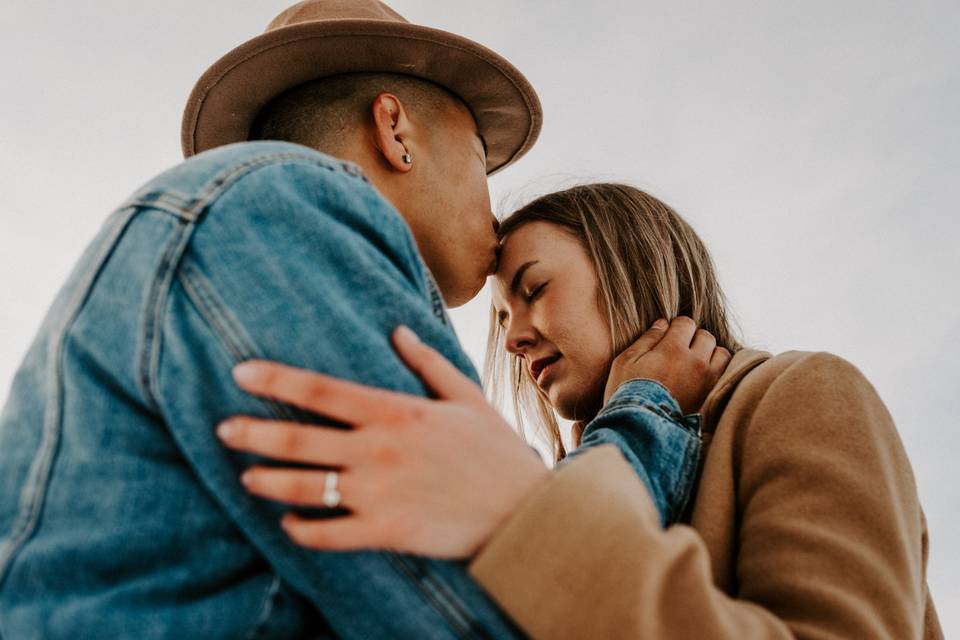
[
  {"xmin": 662, "ymin": 341, "xmax": 685, "ymax": 357},
  {"xmin": 692, "ymin": 357, "xmax": 709, "ymax": 374},
  {"xmin": 286, "ymin": 475, "xmax": 317, "ymax": 504},
  {"xmin": 305, "ymin": 380, "xmax": 332, "ymax": 405},
  {"xmin": 405, "ymin": 404, "xmax": 427, "ymax": 424},
  {"xmin": 276, "ymin": 426, "xmax": 303, "ymax": 452},
  {"xmin": 368, "ymin": 438, "xmax": 404, "ymax": 467}
]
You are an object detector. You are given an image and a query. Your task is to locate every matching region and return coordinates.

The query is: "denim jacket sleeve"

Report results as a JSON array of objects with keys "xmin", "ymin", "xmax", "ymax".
[
  {"xmin": 563, "ymin": 379, "xmax": 701, "ymax": 526},
  {"xmin": 149, "ymin": 152, "xmax": 518, "ymax": 638}
]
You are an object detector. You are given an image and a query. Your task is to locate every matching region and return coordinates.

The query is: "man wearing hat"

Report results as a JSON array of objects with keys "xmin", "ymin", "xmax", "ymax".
[{"xmin": 0, "ymin": 1, "xmax": 541, "ymax": 637}]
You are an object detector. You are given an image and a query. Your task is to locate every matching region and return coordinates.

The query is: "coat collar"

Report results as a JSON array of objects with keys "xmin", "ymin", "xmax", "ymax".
[{"xmin": 699, "ymin": 349, "xmax": 772, "ymax": 435}]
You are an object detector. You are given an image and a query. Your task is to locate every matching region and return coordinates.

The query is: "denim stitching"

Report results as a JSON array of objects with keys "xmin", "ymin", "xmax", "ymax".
[
  {"xmin": 124, "ymin": 151, "xmax": 359, "ymax": 223},
  {"xmin": 174, "ymin": 262, "xmax": 298, "ymax": 424},
  {"xmin": 599, "ymin": 404, "xmax": 700, "ymax": 438},
  {"xmin": 139, "ymin": 220, "xmax": 196, "ymax": 412},
  {"xmin": 388, "ymin": 555, "xmax": 489, "ymax": 640},
  {"xmin": 177, "ymin": 262, "xmax": 259, "ymax": 364},
  {"xmin": 181, "ymin": 152, "xmax": 365, "ymax": 222},
  {"xmin": 246, "ymin": 575, "xmax": 282, "ymax": 640},
  {"xmin": 122, "ymin": 191, "xmax": 193, "ymax": 218},
  {"xmin": 137, "ymin": 150, "xmax": 361, "ymax": 412},
  {"xmin": 0, "ymin": 206, "xmax": 140, "ymax": 586}
]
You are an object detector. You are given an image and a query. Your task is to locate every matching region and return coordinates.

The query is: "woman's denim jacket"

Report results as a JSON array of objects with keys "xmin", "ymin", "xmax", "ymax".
[{"xmin": 0, "ymin": 141, "xmax": 701, "ymax": 639}]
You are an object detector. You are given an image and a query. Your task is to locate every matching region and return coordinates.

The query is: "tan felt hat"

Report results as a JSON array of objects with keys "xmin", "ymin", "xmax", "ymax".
[{"xmin": 180, "ymin": 0, "xmax": 543, "ymax": 175}]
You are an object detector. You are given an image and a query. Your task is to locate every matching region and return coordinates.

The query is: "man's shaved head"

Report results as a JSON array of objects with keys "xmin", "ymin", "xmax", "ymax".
[{"xmin": 251, "ymin": 72, "xmax": 468, "ymax": 155}]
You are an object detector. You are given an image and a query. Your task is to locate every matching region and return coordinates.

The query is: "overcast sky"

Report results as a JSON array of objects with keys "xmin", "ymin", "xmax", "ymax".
[{"xmin": 1, "ymin": 0, "xmax": 957, "ymax": 632}]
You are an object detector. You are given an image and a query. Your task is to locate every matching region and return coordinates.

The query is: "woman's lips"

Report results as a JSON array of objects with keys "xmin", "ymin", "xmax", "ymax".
[{"xmin": 533, "ymin": 355, "xmax": 562, "ymax": 388}]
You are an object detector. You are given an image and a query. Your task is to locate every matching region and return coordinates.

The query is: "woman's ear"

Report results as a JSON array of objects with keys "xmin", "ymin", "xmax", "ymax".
[{"xmin": 370, "ymin": 93, "xmax": 415, "ymax": 173}]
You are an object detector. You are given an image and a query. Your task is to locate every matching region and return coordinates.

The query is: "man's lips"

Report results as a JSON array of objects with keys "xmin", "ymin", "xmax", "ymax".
[{"xmin": 530, "ymin": 354, "xmax": 562, "ymax": 384}]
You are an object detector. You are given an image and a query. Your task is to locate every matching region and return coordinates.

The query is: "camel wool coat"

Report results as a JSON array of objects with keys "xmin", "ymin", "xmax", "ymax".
[{"xmin": 469, "ymin": 350, "xmax": 942, "ymax": 639}]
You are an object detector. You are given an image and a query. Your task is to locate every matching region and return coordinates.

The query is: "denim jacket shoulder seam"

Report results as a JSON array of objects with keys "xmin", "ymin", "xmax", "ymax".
[
  {"xmin": 176, "ymin": 260, "xmax": 260, "ymax": 363},
  {"xmin": 124, "ymin": 150, "xmax": 366, "ymax": 224},
  {"xmin": 160, "ymin": 259, "xmax": 298, "ymax": 423},
  {"xmin": 181, "ymin": 152, "xmax": 363, "ymax": 222},
  {"xmin": 136, "ymin": 152, "xmax": 356, "ymax": 408},
  {"xmin": 138, "ymin": 220, "xmax": 196, "ymax": 412}
]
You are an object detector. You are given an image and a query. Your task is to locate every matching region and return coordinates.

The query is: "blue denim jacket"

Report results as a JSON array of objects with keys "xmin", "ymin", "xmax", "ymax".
[{"xmin": 0, "ymin": 141, "xmax": 700, "ymax": 639}]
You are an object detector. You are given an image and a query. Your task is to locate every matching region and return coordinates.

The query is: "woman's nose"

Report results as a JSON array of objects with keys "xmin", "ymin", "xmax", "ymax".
[{"xmin": 504, "ymin": 319, "xmax": 537, "ymax": 355}]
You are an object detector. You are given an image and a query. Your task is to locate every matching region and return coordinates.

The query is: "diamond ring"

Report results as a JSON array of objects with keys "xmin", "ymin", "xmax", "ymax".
[{"xmin": 322, "ymin": 470, "xmax": 341, "ymax": 509}]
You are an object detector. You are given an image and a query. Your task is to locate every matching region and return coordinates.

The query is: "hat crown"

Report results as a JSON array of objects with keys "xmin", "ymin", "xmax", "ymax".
[{"xmin": 267, "ymin": 0, "xmax": 408, "ymax": 31}]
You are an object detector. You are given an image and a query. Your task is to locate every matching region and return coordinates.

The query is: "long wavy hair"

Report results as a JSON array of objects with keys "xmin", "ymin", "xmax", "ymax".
[{"xmin": 484, "ymin": 183, "xmax": 743, "ymax": 462}]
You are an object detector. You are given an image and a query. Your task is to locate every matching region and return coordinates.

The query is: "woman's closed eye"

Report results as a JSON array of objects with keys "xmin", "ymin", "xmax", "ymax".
[{"xmin": 524, "ymin": 282, "xmax": 547, "ymax": 303}]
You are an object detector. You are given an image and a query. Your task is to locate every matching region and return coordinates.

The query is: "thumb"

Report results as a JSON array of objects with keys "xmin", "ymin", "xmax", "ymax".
[
  {"xmin": 619, "ymin": 318, "xmax": 670, "ymax": 360},
  {"xmin": 391, "ymin": 326, "xmax": 486, "ymax": 404}
]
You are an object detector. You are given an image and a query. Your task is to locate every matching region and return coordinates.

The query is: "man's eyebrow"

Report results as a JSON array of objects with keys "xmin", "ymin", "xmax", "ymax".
[{"xmin": 510, "ymin": 261, "xmax": 538, "ymax": 297}]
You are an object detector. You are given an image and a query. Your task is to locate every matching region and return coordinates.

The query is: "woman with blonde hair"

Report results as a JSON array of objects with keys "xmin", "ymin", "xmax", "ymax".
[{"xmin": 220, "ymin": 183, "xmax": 941, "ymax": 639}]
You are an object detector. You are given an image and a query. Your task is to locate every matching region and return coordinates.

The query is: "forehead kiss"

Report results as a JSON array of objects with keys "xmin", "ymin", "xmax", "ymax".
[{"xmin": 492, "ymin": 221, "xmax": 582, "ymax": 320}]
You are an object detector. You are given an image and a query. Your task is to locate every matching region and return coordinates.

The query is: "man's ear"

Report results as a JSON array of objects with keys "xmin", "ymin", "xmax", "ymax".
[{"xmin": 370, "ymin": 93, "xmax": 415, "ymax": 173}]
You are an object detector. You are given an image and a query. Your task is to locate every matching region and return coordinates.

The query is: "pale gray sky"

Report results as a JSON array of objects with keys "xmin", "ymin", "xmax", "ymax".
[{"xmin": 1, "ymin": 0, "xmax": 958, "ymax": 633}]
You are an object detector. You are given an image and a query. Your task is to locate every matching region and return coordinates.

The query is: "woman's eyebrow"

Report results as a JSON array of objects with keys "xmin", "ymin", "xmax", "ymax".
[{"xmin": 509, "ymin": 261, "xmax": 538, "ymax": 297}]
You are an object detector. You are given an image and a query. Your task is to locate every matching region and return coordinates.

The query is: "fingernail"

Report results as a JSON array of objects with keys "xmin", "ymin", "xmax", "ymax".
[
  {"xmin": 216, "ymin": 420, "xmax": 237, "ymax": 440},
  {"xmin": 240, "ymin": 470, "xmax": 253, "ymax": 487},
  {"xmin": 233, "ymin": 361, "xmax": 260, "ymax": 385},
  {"xmin": 395, "ymin": 325, "xmax": 420, "ymax": 344},
  {"xmin": 653, "ymin": 318, "xmax": 669, "ymax": 330}
]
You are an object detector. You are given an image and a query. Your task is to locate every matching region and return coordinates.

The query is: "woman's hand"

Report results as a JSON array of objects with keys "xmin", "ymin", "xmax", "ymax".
[
  {"xmin": 603, "ymin": 316, "xmax": 732, "ymax": 414},
  {"xmin": 217, "ymin": 326, "xmax": 548, "ymax": 559}
]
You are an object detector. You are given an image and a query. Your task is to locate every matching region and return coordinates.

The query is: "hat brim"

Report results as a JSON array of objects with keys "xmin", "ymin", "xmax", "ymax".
[{"xmin": 181, "ymin": 20, "xmax": 542, "ymax": 175}]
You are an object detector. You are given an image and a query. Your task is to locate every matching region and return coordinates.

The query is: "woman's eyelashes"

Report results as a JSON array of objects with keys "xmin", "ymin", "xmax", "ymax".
[{"xmin": 524, "ymin": 282, "xmax": 547, "ymax": 303}]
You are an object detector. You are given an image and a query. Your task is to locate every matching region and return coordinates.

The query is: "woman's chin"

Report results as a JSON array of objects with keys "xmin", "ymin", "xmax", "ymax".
[{"xmin": 552, "ymin": 387, "xmax": 603, "ymax": 423}]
